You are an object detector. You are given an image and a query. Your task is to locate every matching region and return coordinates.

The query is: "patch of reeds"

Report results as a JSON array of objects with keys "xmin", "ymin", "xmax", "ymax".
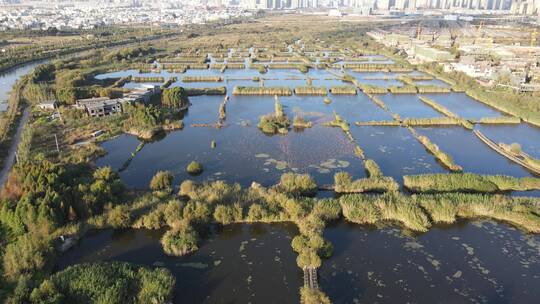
[
  {"xmin": 403, "ymin": 173, "xmax": 540, "ymax": 193},
  {"xmin": 182, "ymin": 76, "xmax": 223, "ymax": 82},
  {"xmin": 294, "ymin": 86, "xmax": 327, "ymax": 96},
  {"xmin": 233, "ymin": 86, "xmax": 292, "ymax": 96},
  {"xmin": 330, "ymin": 86, "xmax": 357, "ymax": 95}
]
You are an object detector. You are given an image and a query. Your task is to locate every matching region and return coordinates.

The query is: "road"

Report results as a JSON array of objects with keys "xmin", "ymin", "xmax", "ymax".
[{"xmin": 0, "ymin": 107, "xmax": 30, "ymax": 187}]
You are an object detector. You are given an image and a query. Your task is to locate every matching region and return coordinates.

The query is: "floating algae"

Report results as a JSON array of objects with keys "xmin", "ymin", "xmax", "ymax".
[
  {"xmin": 275, "ymin": 161, "xmax": 288, "ymax": 170},
  {"xmin": 239, "ymin": 240, "xmax": 248, "ymax": 252}
]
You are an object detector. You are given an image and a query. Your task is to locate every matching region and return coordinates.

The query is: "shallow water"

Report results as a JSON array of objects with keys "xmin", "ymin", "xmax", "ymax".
[
  {"xmin": 380, "ymin": 94, "xmax": 444, "ymax": 119},
  {"xmin": 416, "ymin": 126, "xmax": 536, "ymax": 178},
  {"xmin": 58, "ymin": 223, "xmax": 301, "ymax": 304},
  {"xmin": 58, "ymin": 220, "xmax": 540, "ymax": 304},
  {"xmin": 321, "ymin": 220, "xmax": 540, "ymax": 304},
  {"xmin": 93, "ymin": 66, "xmax": 540, "ymax": 190}
]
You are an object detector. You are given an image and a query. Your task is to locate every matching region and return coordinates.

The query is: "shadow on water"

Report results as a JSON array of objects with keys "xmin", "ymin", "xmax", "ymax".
[{"xmin": 59, "ymin": 223, "xmax": 301, "ymax": 304}]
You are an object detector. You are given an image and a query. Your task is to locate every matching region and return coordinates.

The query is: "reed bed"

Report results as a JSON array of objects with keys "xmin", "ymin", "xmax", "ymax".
[
  {"xmin": 404, "ymin": 173, "xmax": 540, "ymax": 193},
  {"xmin": 132, "ymin": 76, "xmax": 164, "ymax": 83},
  {"xmin": 294, "ymin": 86, "xmax": 327, "ymax": 96},
  {"xmin": 340, "ymin": 192, "xmax": 540, "ymax": 233},
  {"xmin": 359, "ymin": 84, "xmax": 388, "ymax": 94},
  {"xmin": 185, "ymin": 87, "xmax": 227, "ymax": 96},
  {"xmin": 401, "ymin": 117, "xmax": 464, "ymax": 126},
  {"xmin": 232, "ymin": 86, "xmax": 292, "ymax": 96},
  {"xmin": 413, "ymin": 133, "xmax": 463, "ymax": 172},
  {"xmin": 188, "ymin": 63, "xmax": 209, "ymax": 69},
  {"xmin": 416, "ymin": 86, "xmax": 451, "ymax": 93},
  {"xmin": 334, "ymin": 172, "xmax": 399, "ymax": 194},
  {"xmin": 159, "ymin": 57, "xmax": 207, "ymax": 64},
  {"xmin": 182, "ymin": 76, "xmax": 223, "ymax": 82},
  {"xmin": 388, "ymin": 86, "xmax": 417, "ymax": 94},
  {"xmin": 161, "ymin": 64, "xmax": 189, "ymax": 70},
  {"xmin": 476, "ymin": 116, "xmax": 521, "ymax": 124},
  {"xmin": 355, "ymin": 120, "xmax": 401, "ymax": 126},
  {"xmin": 330, "ymin": 86, "xmax": 357, "ymax": 95},
  {"xmin": 226, "ymin": 57, "xmax": 246, "ymax": 63}
]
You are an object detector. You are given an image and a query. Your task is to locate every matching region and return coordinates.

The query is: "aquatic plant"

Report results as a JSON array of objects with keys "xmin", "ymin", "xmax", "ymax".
[
  {"xmin": 355, "ymin": 120, "xmax": 401, "ymax": 126},
  {"xmin": 476, "ymin": 116, "xmax": 521, "ymax": 124},
  {"xmin": 185, "ymin": 87, "xmax": 226, "ymax": 96},
  {"xmin": 132, "ymin": 76, "xmax": 165, "ymax": 83},
  {"xmin": 388, "ymin": 85, "xmax": 417, "ymax": 94},
  {"xmin": 403, "ymin": 173, "xmax": 540, "ymax": 193},
  {"xmin": 257, "ymin": 98, "xmax": 291, "ymax": 134},
  {"xmin": 161, "ymin": 222, "xmax": 199, "ymax": 256},
  {"xmin": 294, "ymin": 86, "xmax": 327, "ymax": 96},
  {"xmin": 293, "ymin": 115, "xmax": 313, "ymax": 129},
  {"xmin": 150, "ymin": 171, "xmax": 174, "ymax": 193},
  {"xmin": 187, "ymin": 161, "xmax": 203, "ymax": 175},
  {"xmin": 182, "ymin": 76, "xmax": 223, "ymax": 82},
  {"xmin": 412, "ymin": 132, "xmax": 463, "ymax": 172},
  {"xmin": 330, "ymin": 86, "xmax": 357, "ymax": 95},
  {"xmin": 277, "ymin": 173, "xmax": 317, "ymax": 197},
  {"xmin": 364, "ymin": 159, "xmax": 383, "ymax": 177},
  {"xmin": 324, "ymin": 112, "xmax": 350, "ymax": 133},
  {"xmin": 340, "ymin": 192, "xmax": 431, "ymax": 232},
  {"xmin": 358, "ymin": 84, "xmax": 387, "ymax": 94},
  {"xmin": 233, "ymin": 86, "xmax": 292, "ymax": 96},
  {"xmin": 334, "ymin": 172, "xmax": 399, "ymax": 193}
]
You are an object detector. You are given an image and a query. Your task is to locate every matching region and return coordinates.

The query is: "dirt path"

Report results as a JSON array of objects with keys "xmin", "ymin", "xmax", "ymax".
[{"xmin": 0, "ymin": 107, "xmax": 30, "ymax": 187}]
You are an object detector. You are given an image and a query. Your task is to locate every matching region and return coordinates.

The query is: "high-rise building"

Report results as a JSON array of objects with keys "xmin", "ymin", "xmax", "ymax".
[{"xmin": 378, "ymin": 0, "xmax": 390, "ymax": 9}]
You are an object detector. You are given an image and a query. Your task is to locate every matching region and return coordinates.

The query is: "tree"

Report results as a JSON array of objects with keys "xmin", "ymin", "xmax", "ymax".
[
  {"xmin": 162, "ymin": 87, "xmax": 189, "ymax": 108},
  {"xmin": 149, "ymin": 171, "xmax": 174, "ymax": 192},
  {"xmin": 107, "ymin": 205, "xmax": 131, "ymax": 229}
]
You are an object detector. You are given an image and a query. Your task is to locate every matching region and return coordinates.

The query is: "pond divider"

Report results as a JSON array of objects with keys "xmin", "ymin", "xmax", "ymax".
[{"xmin": 473, "ymin": 130, "xmax": 540, "ymax": 175}]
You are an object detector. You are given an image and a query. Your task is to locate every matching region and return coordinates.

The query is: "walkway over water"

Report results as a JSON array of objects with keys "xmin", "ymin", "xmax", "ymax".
[{"xmin": 303, "ymin": 267, "xmax": 319, "ymax": 289}]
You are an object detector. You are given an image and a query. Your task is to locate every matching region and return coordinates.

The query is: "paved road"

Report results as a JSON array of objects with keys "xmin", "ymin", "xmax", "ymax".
[{"xmin": 0, "ymin": 107, "xmax": 30, "ymax": 187}]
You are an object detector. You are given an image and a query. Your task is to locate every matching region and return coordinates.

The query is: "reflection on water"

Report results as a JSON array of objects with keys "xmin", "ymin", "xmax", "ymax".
[
  {"xmin": 93, "ymin": 67, "xmax": 540, "ymax": 192},
  {"xmin": 59, "ymin": 223, "xmax": 301, "ymax": 304}
]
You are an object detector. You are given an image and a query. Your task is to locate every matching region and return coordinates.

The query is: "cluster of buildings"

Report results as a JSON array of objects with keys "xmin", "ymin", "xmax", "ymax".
[
  {"xmin": 75, "ymin": 85, "xmax": 161, "ymax": 118},
  {"xmin": 373, "ymin": 0, "xmax": 540, "ymax": 14},
  {"xmin": 368, "ymin": 24, "xmax": 540, "ymax": 91},
  {"xmin": 0, "ymin": 0, "xmax": 253, "ymax": 30},
  {"xmin": 0, "ymin": 0, "xmax": 538, "ymax": 29}
]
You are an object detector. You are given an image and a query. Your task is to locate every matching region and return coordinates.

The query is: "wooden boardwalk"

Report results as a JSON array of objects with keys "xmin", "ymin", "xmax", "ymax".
[
  {"xmin": 473, "ymin": 130, "xmax": 540, "ymax": 175},
  {"xmin": 303, "ymin": 267, "xmax": 319, "ymax": 289}
]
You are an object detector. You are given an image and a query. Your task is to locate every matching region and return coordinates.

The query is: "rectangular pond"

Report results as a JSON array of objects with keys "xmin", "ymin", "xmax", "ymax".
[{"xmin": 415, "ymin": 126, "xmax": 535, "ymax": 177}]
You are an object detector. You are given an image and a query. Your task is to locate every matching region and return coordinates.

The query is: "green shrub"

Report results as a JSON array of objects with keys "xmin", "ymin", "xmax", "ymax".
[
  {"xmin": 149, "ymin": 171, "xmax": 174, "ymax": 192},
  {"xmin": 29, "ymin": 262, "xmax": 175, "ymax": 304},
  {"xmin": 107, "ymin": 205, "xmax": 132, "ymax": 229},
  {"xmin": 186, "ymin": 161, "xmax": 203, "ymax": 175},
  {"xmin": 161, "ymin": 222, "xmax": 198, "ymax": 256},
  {"xmin": 278, "ymin": 173, "xmax": 317, "ymax": 197}
]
